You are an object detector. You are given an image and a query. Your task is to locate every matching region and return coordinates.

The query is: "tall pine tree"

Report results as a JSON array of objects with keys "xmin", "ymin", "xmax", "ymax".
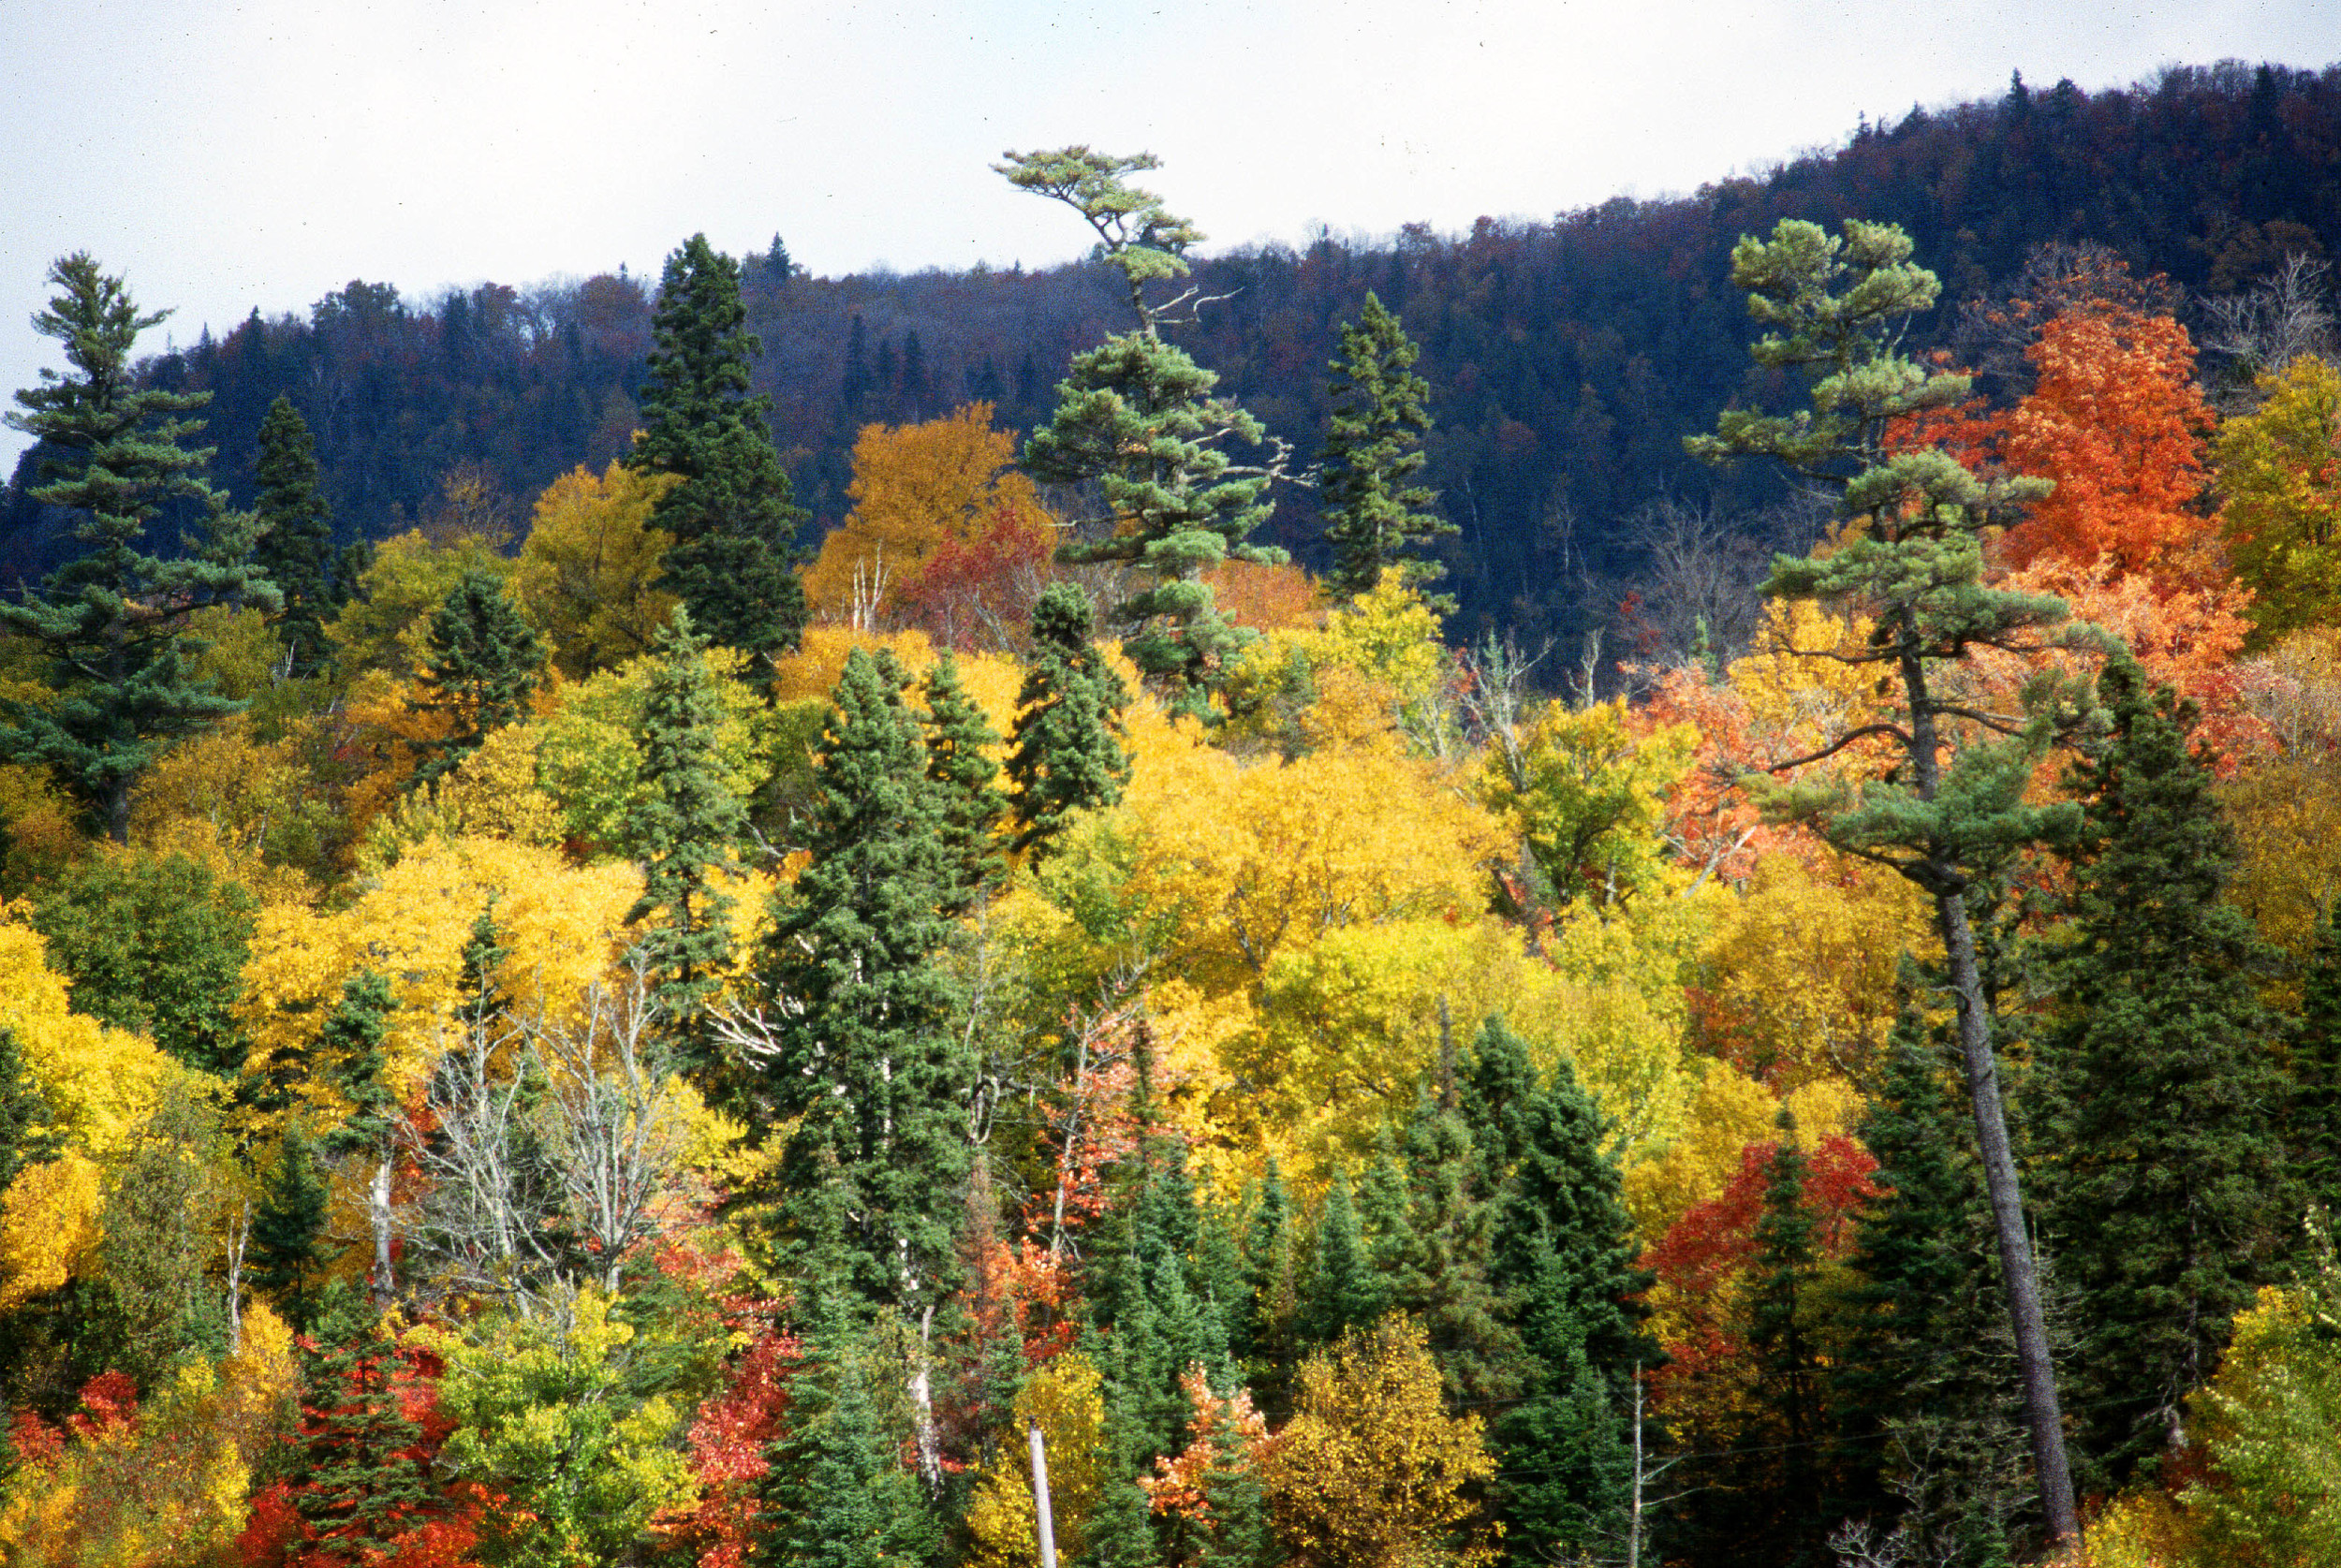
[
  {"xmin": 920, "ymin": 654, "xmax": 1007, "ymax": 916},
  {"xmin": 1006, "ymin": 583, "xmax": 1128, "ymax": 857},
  {"xmin": 252, "ymin": 392, "xmax": 335, "ymax": 678},
  {"xmin": 408, "ymin": 568, "xmax": 545, "ymax": 788},
  {"xmin": 2039, "ymin": 656, "xmax": 2289, "ymax": 1486},
  {"xmin": 0, "ymin": 254, "xmax": 278, "ymax": 843},
  {"xmin": 627, "ymin": 234, "xmax": 808, "ymax": 682},
  {"xmin": 1319, "ymin": 292, "xmax": 1453, "ymax": 604}
]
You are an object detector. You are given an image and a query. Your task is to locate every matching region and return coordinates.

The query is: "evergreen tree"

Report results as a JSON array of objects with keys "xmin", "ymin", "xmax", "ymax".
[
  {"xmin": 1319, "ymin": 292, "xmax": 1453, "ymax": 604},
  {"xmin": 252, "ymin": 392, "xmax": 335, "ymax": 677},
  {"xmin": 0, "ymin": 254, "xmax": 278, "ymax": 843},
  {"xmin": 1689, "ymin": 217, "xmax": 2085, "ymax": 1543},
  {"xmin": 1479, "ymin": 1023, "xmax": 1650, "ymax": 1566},
  {"xmin": 758, "ymin": 648, "xmax": 970, "ymax": 1317},
  {"xmin": 998, "ymin": 148, "xmax": 1289, "ymax": 708},
  {"xmin": 317, "ymin": 971, "xmax": 401, "ymax": 1303},
  {"xmin": 626, "ymin": 610, "xmax": 746, "ymax": 1071},
  {"xmin": 2039, "ymin": 656, "xmax": 2289, "ymax": 1486},
  {"xmin": 247, "ymin": 1128, "xmax": 331, "ymax": 1327},
  {"xmin": 755, "ymin": 1320, "xmax": 934, "ymax": 1568},
  {"xmin": 293, "ymin": 1288, "xmax": 441, "ymax": 1561},
  {"xmin": 1006, "ymin": 583, "xmax": 1129, "ymax": 857},
  {"xmin": 1387, "ymin": 1088, "xmax": 1518, "ymax": 1408},
  {"xmin": 1738, "ymin": 1110, "xmax": 1830, "ymax": 1566},
  {"xmin": 0, "ymin": 1027, "xmax": 58, "ymax": 1193},
  {"xmin": 628, "ymin": 234, "xmax": 809, "ymax": 681},
  {"xmin": 920, "ymin": 654, "xmax": 1007, "ymax": 916},
  {"xmin": 1299, "ymin": 1175, "xmax": 1387, "ymax": 1347},
  {"xmin": 408, "ymin": 567, "xmax": 545, "ymax": 787},
  {"xmin": 1238, "ymin": 1162, "xmax": 1302, "ymax": 1418},
  {"xmin": 2289, "ymin": 907, "xmax": 2341, "ymax": 1217}
]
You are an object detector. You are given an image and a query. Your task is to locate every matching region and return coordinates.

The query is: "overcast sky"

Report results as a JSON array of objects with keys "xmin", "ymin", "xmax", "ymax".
[{"xmin": 2, "ymin": 0, "xmax": 2333, "ymax": 466}]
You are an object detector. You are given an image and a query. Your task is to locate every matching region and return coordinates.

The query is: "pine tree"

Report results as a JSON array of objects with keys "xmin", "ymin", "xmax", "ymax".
[
  {"xmin": 920, "ymin": 654, "xmax": 1007, "ymax": 916},
  {"xmin": 1689, "ymin": 217, "xmax": 2085, "ymax": 1542},
  {"xmin": 1006, "ymin": 583, "xmax": 1129, "ymax": 857},
  {"xmin": 759, "ymin": 648, "xmax": 970, "ymax": 1316},
  {"xmin": 317, "ymin": 970, "xmax": 400, "ymax": 1304},
  {"xmin": 408, "ymin": 568, "xmax": 545, "ymax": 787},
  {"xmin": 1299, "ymin": 1175, "xmax": 1387, "ymax": 1348},
  {"xmin": 252, "ymin": 392, "xmax": 335, "ymax": 677},
  {"xmin": 755, "ymin": 1324, "xmax": 933, "ymax": 1568},
  {"xmin": 997, "ymin": 148, "xmax": 1289, "ymax": 708},
  {"xmin": 1319, "ymin": 292, "xmax": 1453, "ymax": 603},
  {"xmin": 247, "ymin": 1128, "xmax": 331, "ymax": 1327},
  {"xmin": 0, "ymin": 1027, "xmax": 58, "ymax": 1192},
  {"xmin": 626, "ymin": 610, "xmax": 746, "ymax": 1071},
  {"xmin": 2039, "ymin": 656, "xmax": 2289, "ymax": 1486},
  {"xmin": 628, "ymin": 234, "xmax": 808, "ymax": 681},
  {"xmin": 293, "ymin": 1288, "xmax": 440, "ymax": 1562},
  {"xmin": 0, "ymin": 254, "xmax": 278, "ymax": 843},
  {"xmin": 2289, "ymin": 907, "xmax": 2341, "ymax": 1217},
  {"xmin": 1238, "ymin": 1162, "xmax": 1302, "ymax": 1418}
]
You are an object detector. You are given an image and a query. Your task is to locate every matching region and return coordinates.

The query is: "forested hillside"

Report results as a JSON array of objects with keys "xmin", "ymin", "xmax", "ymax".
[
  {"xmin": 7, "ymin": 60, "xmax": 2340, "ymax": 648},
  {"xmin": 4, "ymin": 66, "xmax": 2341, "ymax": 1568}
]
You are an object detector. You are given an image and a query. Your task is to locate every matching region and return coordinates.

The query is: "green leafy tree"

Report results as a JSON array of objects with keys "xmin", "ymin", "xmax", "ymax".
[
  {"xmin": 1320, "ymin": 293, "xmax": 1452, "ymax": 603},
  {"xmin": 1688, "ymin": 216, "xmax": 2086, "ymax": 1543},
  {"xmin": 2214, "ymin": 354, "xmax": 2341, "ymax": 641},
  {"xmin": 627, "ymin": 234, "xmax": 808, "ymax": 681},
  {"xmin": 921, "ymin": 653, "xmax": 1007, "ymax": 916},
  {"xmin": 247, "ymin": 1128, "xmax": 331, "ymax": 1328},
  {"xmin": 252, "ymin": 393, "xmax": 336, "ymax": 678},
  {"xmin": 0, "ymin": 254, "xmax": 278, "ymax": 843},
  {"xmin": 626, "ymin": 610, "xmax": 746, "ymax": 1070},
  {"xmin": 1006, "ymin": 583, "xmax": 1129, "ymax": 856},
  {"xmin": 27, "ymin": 850, "xmax": 258, "ymax": 1076},
  {"xmin": 2039, "ymin": 657, "xmax": 2289, "ymax": 1487},
  {"xmin": 758, "ymin": 648, "xmax": 970, "ymax": 1318},
  {"xmin": 998, "ymin": 147, "xmax": 1289, "ymax": 705},
  {"xmin": 408, "ymin": 567, "xmax": 546, "ymax": 787}
]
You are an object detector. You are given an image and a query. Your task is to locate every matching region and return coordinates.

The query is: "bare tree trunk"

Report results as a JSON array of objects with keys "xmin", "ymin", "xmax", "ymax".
[
  {"xmin": 227, "ymin": 1198, "xmax": 249, "ymax": 1353},
  {"xmin": 370, "ymin": 1153, "xmax": 396, "ymax": 1308},
  {"xmin": 911, "ymin": 1301, "xmax": 942, "ymax": 1490},
  {"xmin": 1936, "ymin": 890, "xmax": 2080, "ymax": 1546}
]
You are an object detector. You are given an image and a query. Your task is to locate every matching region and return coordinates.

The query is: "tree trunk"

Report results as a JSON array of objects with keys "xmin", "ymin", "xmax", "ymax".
[
  {"xmin": 370, "ymin": 1152, "xmax": 397, "ymax": 1307},
  {"xmin": 1937, "ymin": 889, "xmax": 2081, "ymax": 1546}
]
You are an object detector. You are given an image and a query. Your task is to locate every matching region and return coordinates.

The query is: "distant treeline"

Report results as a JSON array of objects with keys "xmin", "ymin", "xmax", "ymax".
[{"xmin": 7, "ymin": 58, "xmax": 2339, "ymax": 642}]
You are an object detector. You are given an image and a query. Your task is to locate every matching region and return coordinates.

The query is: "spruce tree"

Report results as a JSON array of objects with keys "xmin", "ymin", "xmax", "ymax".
[
  {"xmin": 293, "ymin": 1288, "xmax": 440, "ymax": 1561},
  {"xmin": 1737, "ymin": 1110, "xmax": 1830, "ymax": 1565},
  {"xmin": 1, "ymin": 254, "xmax": 278, "ymax": 843},
  {"xmin": 2039, "ymin": 657, "xmax": 2289, "ymax": 1486},
  {"xmin": 2289, "ymin": 907, "xmax": 2341, "ymax": 1217},
  {"xmin": 248, "ymin": 1128, "xmax": 331, "ymax": 1327},
  {"xmin": 998, "ymin": 148, "xmax": 1289, "ymax": 707},
  {"xmin": 252, "ymin": 393, "xmax": 335, "ymax": 678},
  {"xmin": 626, "ymin": 611, "xmax": 746, "ymax": 1072},
  {"xmin": 1299, "ymin": 1175, "xmax": 1387, "ymax": 1347},
  {"xmin": 755, "ymin": 1322, "xmax": 933, "ymax": 1568},
  {"xmin": 317, "ymin": 970, "xmax": 400, "ymax": 1302},
  {"xmin": 1238, "ymin": 1162, "xmax": 1301, "ymax": 1418},
  {"xmin": 408, "ymin": 568, "xmax": 545, "ymax": 787},
  {"xmin": 1387, "ymin": 1088, "xmax": 1518, "ymax": 1408},
  {"xmin": 1319, "ymin": 292, "xmax": 1453, "ymax": 603},
  {"xmin": 627, "ymin": 234, "xmax": 808, "ymax": 681},
  {"xmin": 1689, "ymin": 217, "xmax": 2087, "ymax": 1542},
  {"xmin": 758, "ymin": 648, "xmax": 970, "ymax": 1317},
  {"xmin": 1006, "ymin": 584, "xmax": 1129, "ymax": 857},
  {"xmin": 920, "ymin": 654, "xmax": 1007, "ymax": 916}
]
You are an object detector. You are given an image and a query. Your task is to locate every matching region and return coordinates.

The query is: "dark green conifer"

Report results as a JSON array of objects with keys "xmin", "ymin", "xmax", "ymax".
[
  {"xmin": 2039, "ymin": 656, "xmax": 2289, "ymax": 1486},
  {"xmin": 1006, "ymin": 584, "xmax": 1130, "ymax": 856},
  {"xmin": 1320, "ymin": 292, "xmax": 1453, "ymax": 604},
  {"xmin": 248, "ymin": 1129, "xmax": 331, "ymax": 1327},
  {"xmin": 628, "ymin": 234, "xmax": 808, "ymax": 681},
  {"xmin": 755, "ymin": 1322, "xmax": 934, "ymax": 1568},
  {"xmin": 920, "ymin": 654, "xmax": 1007, "ymax": 916},
  {"xmin": 1388, "ymin": 1088, "xmax": 1518, "ymax": 1408},
  {"xmin": 1237, "ymin": 1162, "xmax": 1301, "ymax": 1418},
  {"xmin": 1740, "ymin": 1110, "xmax": 1829, "ymax": 1561},
  {"xmin": 2289, "ymin": 907, "xmax": 2341, "ymax": 1216},
  {"xmin": 1299, "ymin": 1175, "xmax": 1387, "ymax": 1347},
  {"xmin": 293, "ymin": 1287, "xmax": 440, "ymax": 1559},
  {"xmin": 317, "ymin": 970, "xmax": 398, "ymax": 1158},
  {"xmin": 409, "ymin": 568, "xmax": 545, "ymax": 787},
  {"xmin": 626, "ymin": 611, "xmax": 746, "ymax": 1069},
  {"xmin": 252, "ymin": 393, "xmax": 335, "ymax": 677},
  {"xmin": 1, "ymin": 254, "xmax": 279, "ymax": 843},
  {"xmin": 758, "ymin": 648, "xmax": 969, "ymax": 1317}
]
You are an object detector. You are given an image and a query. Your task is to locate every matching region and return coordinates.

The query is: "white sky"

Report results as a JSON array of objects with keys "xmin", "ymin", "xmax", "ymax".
[{"xmin": 2, "ymin": 0, "xmax": 2333, "ymax": 466}]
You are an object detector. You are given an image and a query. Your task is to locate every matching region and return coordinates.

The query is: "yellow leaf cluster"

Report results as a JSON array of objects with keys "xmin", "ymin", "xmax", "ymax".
[
  {"xmin": 0, "ymin": 1151, "xmax": 103, "ymax": 1312},
  {"xmin": 325, "ymin": 528, "xmax": 525, "ymax": 681},
  {"xmin": 518, "ymin": 460, "xmax": 680, "ymax": 679},
  {"xmin": 964, "ymin": 1355, "xmax": 1108, "ymax": 1568},
  {"xmin": 1727, "ymin": 597, "xmax": 1885, "ymax": 759},
  {"xmin": 127, "ymin": 714, "xmax": 314, "ymax": 895},
  {"xmin": 358, "ymin": 720, "xmax": 568, "ymax": 873},
  {"xmin": 0, "ymin": 922, "xmax": 189, "ymax": 1157}
]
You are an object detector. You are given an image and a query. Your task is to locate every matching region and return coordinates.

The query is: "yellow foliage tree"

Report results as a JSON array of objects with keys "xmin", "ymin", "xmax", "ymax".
[
  {"xmin": 0, "ymin": 1150, "xmax": 103, "ymax": 1312},
  {"xmin": 804, "ymin": 404, "xmax": 1049, "ymax": 624},
  {"xmin": 1262, "ymin": 1314, "xmax": 1497, "ymax": 1568},
  {"xmin": 964, "ymin": 1354, "xmax": 1109, "ymax": 1568},
  {"xmin": 518, "ymin": 460, "xmax": 680, "ymax": 679},
  {"xmin": 0, "ymin": 922, "xmax": 189, "ymax": 1158},
  {"xmin": 357, "ymin": 720, "xmax": 568, "ymax": 872},
  {"xmin": 325, "ymin": 529, "xmax": 524, "ymax": 681}
]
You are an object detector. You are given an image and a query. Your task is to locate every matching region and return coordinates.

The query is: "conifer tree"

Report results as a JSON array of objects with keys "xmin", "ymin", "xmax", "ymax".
[
  {"xmin": 1387, "ymin": 1088, "xmax": 1518, "ymax": 1409},
  {"xmin": 2039, "ymin": 657, "xmax": 2289, "ymax": 1485},
  {"xmin": 626, "ymin": 610, "xmax": 746, "ymax": 1069},
  {"xmin": 2289, "ymin": 907, "xmax": 2341, "ymax": 1217},
  {"xmin": 252, "ymin": 392, "xmax": 335, "ymax": 677},
  {"xmin": 409, "ymin": 567, "xmax": 545, "ymax": 787},
  {"xmin": 1006, "ymin": 583, "xmax": 1129, "ymax": 856},
  {"xmin": 317, "ymin": 970, "xmax": 401, "ymax": 1303},
  {"xmin": 293, "ymin": 1288, "xmax": 441, "ymax": 1560},
  {"xmin": 1738, "ymin": 1110, "xmax": 1831, "ymax": 1562},
  {"xmin": 1239, "ymin": 1162, "xmax": 1302, "ymax": 1417},
  {"xmin": 1, "ymin": 254, "xmax": 278, "ymax": 843},
  {"xmin": 1320, "ymin": 292, "xmax": 1453, "ymax": 603},
  {"xmin": 758, "ymin": 648, "xmax": 970, "ymax": 1316},
  {"xmin": 756, "ymin": 1322, "xmax": 934, "ymax": 1568},
  {"xmin": 920, "ymin": 654, "xmax": 1007, "ymax": 916},
  {"xmin": 628, "ymin": 234, "xmax": 809, "ymax": 681},
  {"xmin": 998, "ymin": 148, "xmax": 1289, "ymax": 707},
  {"xmin": 248, "ymin": 1128, "xmax": 331, "ymax": 1327},
  {"xmin": 1689, "ymin": 217, "xmax": 2087, "ymax": 1542},
  {"xmin": 1299, "ymin": 1175, "xmax": 1388, "ymax": 1348}
]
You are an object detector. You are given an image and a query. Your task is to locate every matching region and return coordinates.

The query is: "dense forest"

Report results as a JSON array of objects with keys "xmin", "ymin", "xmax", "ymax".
[
  {"xmin": 8, "ymin": 59, "xmax": 2341, "ymax": 651},
  {"xmin": 3, "ymin": 57, "xmax": 2341, "ymax": 1568}
]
